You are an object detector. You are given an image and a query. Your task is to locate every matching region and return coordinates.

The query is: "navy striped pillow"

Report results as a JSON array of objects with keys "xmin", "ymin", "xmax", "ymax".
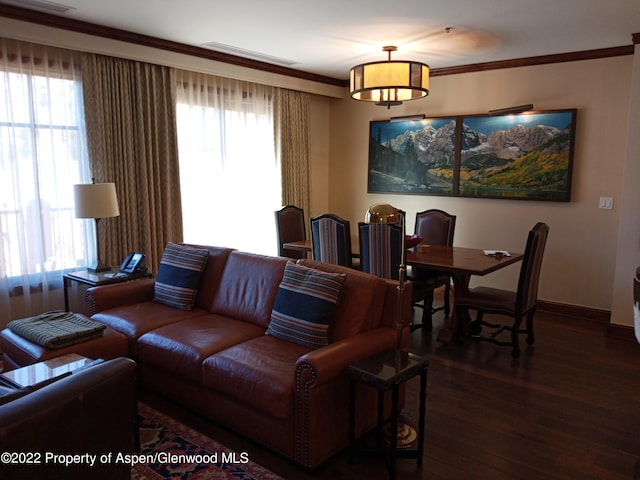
[
  {"xmin": 154, "ymin": 243, "xmax": 209, "ymax": 310},
  {"xmin": 267, "ymin": 262, "xmax": 345, "ymax": 349}
]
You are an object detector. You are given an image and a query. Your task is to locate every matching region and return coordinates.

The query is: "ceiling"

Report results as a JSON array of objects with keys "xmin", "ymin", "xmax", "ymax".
[{"xmin": 2, "ymin": 0, "xmax": 640, "ymax": 80}]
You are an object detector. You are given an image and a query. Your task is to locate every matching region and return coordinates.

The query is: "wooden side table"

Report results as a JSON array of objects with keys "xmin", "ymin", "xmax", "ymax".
[
  {"xmin": 348, "ymin": 349, "xmax": 428, "ymax": 480},
  {"xmin": 63, "ymin": 268, "xmax": 151, "ymax": 311}
]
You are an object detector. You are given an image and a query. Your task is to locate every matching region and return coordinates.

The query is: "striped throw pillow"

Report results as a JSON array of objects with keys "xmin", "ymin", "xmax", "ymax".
[
  {"xmin": 267, "ymin": 262, "xmax": 345, "ymax": 349},
  {"xmin": 154, "ymin": 243, "xmax": 209, "ymax": 310}
]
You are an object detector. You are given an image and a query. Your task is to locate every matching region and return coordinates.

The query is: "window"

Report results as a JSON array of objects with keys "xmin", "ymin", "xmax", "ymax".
[
  {"xmin": 176, "ymin": 71, "xmax": 280, "ymax": 255},
  {"xmin": 0, "ymin": 39, "xmax": 92, "ymax": 288}
]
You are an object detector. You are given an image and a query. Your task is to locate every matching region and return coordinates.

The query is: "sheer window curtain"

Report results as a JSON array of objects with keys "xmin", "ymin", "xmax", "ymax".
[
  {"xmin": 176, "ymin": 71, "xmax": 280, "ymax": 255},
  {"xmin": 0, "ymin": 38, "xmax": 92, "ymax": 327}
]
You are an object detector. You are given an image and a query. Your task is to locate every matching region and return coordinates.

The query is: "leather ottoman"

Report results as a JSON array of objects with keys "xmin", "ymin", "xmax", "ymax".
[{"xmin": 0, "ymin": 314, "xmax": 129, "ymax": 370}]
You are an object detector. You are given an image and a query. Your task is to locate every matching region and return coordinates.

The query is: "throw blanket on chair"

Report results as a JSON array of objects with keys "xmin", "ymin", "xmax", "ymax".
[{"xmin": 8, "ymin": 311, "xmax": 106, "ymax": 349}]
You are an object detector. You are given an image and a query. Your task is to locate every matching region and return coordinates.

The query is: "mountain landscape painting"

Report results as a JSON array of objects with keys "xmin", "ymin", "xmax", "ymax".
[
  {"xmin": 368, "ymin": 117, "xmax": 457, "ymax": 194},
  {"xmin": 459, "ymin": 111, "xmax": 576, "ymax": 201},
  {"xmin": 367, "ymin": 109, "xmax": 576, "ymax": 201}
]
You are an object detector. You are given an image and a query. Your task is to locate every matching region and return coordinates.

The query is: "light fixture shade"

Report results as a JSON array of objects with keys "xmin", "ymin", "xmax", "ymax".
[
  {"xmin": 364, "ymin": 203, "xmax": 401, "ymax": 225},
  {"xmin": 73, "ymin": 183, "xmax": 120, "ymax": 219},
  {"xmin": 350, "ymin": 60, "xmax": 429, "ymax": 106}
]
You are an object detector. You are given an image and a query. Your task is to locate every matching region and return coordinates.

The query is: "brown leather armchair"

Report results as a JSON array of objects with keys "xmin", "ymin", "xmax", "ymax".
[{"xmin": 0, "ymin": 357, "xmax": 137, "ymax": 480}]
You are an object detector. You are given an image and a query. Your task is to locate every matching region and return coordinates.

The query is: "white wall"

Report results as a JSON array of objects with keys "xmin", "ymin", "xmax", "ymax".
[
  {"xmin": 611, "ymin": 44, "xmax": 640, "ymax": 328},
  {"xmin": 326, "ymin": 55, "xmax": 634, "ymax": 323}
]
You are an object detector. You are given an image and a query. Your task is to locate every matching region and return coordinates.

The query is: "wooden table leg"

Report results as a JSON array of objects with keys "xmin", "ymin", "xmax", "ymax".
[{"xmin": 436, "ymin": 272, "xmax": 472, "ymax": 343}]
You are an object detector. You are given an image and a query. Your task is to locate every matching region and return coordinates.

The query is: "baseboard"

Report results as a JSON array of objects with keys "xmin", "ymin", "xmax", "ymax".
[
  {"xmin": 605, "ymin": 323, "xmax": 637, "ymax": 342},
  {"xmin": 538, "ymin": 300, "xmax": 638, "ymax": 343},
  {"xmin": 537, "ymin": 300, "xmax": 610, "ymax": 324}
]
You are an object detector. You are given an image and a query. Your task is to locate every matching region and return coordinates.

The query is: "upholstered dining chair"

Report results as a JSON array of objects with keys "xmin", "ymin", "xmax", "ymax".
[
  {"xmin": 454, "ymin": 222, "xmax": 549, "ymax": 359},
  {"xmin": 275, "ymin": 205, "xmax": 306, "ymax": 259},
  {"xmin": 310, "ymin": 214, "xmax": 354, "ymax": 268},
  {"xmin": 358, "ymin": 222, "xmax": 403, "ymax": 280},
  {"xmin": 409, "ymin": 209, "xmax": 457, "ymax": 333}
]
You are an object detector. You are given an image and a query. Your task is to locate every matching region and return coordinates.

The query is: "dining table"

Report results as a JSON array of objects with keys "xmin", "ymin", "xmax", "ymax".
[
  {"xmin": 282, "ymin": 239, "xmax": 523, "ymax": 343},
  {"xmin": 406, "ymin": 245, "xmax": 523, "ymax": 342}
]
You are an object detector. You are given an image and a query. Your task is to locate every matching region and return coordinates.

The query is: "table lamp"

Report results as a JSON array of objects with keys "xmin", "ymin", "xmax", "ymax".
[
  {"xmin": 364, "ymin": 203, "xmax": 406, "ymax": 351},
  {"xmin": 73, "ymin": 182, "xmax": 120, "ymax": 272}
]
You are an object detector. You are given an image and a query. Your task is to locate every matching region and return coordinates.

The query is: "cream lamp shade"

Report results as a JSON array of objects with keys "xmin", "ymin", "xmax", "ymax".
[
  {"xmin": 73, "ymin": 183, "xmax": 120, "ymax": 219},
  {"xmin": 73, "ymin": 182, "xmax": 120, "ymax": 272},
  {"xmin": 350, "ymin": 46, "xmax": 429, "ymax": 109}
]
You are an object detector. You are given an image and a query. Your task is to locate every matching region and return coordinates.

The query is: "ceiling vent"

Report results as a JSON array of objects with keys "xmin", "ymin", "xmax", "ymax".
[
  {"xmin": 201, "ymin": 41, "xmax": 299, "ymax": 66},
  {"xmin": 0, "ymin": 0, "xmax": 75, "ymax": 13}
]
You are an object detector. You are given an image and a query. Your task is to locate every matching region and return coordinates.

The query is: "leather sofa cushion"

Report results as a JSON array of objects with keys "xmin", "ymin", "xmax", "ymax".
[
  {"xmin": 193, "ymin": 246, "xmax": 235, "ymax": 310},
  {"xmin": 92, "ymin": 302, "xmax": 207, "ymax": 340},
  {"xmin": 210, "ymin": 252, "xmax": 288, "ymax": 328},
  {"xmin": 136, "ymin": 315, "xmax": 265, "ymax": 382},
  {"xmin": 202, "ymin": 335, "xmax": 310, "ymax": 419}
]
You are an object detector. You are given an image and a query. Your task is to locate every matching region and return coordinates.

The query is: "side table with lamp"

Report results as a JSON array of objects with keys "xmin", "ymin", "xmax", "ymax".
[{"xmin": 347, "ymin": 203, "xmax": 429, "ymax": 480}]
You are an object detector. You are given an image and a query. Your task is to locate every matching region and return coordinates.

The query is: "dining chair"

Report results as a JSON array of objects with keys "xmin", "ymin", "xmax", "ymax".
[
  {"xmin": 358, "ymin": 222, "xmax": 404, "ymax": 280},
  {"xmin": 409, "ymin": 209, "xmax": 457, "ymax": 333},
  {"xmin": 454, "ymin": 222, "xmax": 549, "ymax": 359},
  {"xmin": 274, "ymin": 205, "xmax": 306, "ymax": 259},
  {"xmin": 310, "ymin": 214, "xmax": 353, "ymax": 268}
]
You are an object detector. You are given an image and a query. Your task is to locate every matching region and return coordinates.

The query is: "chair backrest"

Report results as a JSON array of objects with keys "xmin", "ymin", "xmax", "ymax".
[
  {"xmin": 358, "ymin": 222, "xmax": 403, "ymax": 280},
  {"xmin": 274, "ymin": 205, "xmax": 306, "ymax": 259},
  {"xmin": 517, "ymin": 222, "xmax": 550, "ymax": 312},
  {"xmin": 310, "ymin": 214, "xmax": 353, "ymax": 268},
  {"xmin": 414, "ymin": 209, "xmax": 456, "ymax": 246}
]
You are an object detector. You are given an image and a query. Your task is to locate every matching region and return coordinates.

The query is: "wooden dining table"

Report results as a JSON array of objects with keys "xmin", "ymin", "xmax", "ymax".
[
  {"xmin": 282, "ymin": 239, "xmax": 523, "ymax": 343},
  {"xmin": 406, "ymin": 245, "xmax": 523, "ymax": 342}
]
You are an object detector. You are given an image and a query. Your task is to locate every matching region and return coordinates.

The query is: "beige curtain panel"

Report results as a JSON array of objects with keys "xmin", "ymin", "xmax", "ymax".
[
  {"xmin": 274, "ymin": 88, "xmax": 311, "ymax": 223},
  {"xmin": 81, "ymin": 53, "xmax": 183, "ymax": 272}
]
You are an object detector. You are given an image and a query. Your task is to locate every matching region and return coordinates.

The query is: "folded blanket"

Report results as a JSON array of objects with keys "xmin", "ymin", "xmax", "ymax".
[{"xmin": 8, "ymin": 311, "xmax": 106, "ymax": 349}]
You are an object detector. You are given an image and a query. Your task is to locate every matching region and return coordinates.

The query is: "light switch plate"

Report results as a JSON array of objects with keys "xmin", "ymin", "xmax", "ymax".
[{"xmin": 599, "ymin": 197, "xmax": 614, "ymax": 210}]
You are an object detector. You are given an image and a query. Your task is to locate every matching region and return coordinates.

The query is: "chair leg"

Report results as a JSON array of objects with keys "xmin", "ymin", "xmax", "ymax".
[
  {"xmin": 526, "ymin": 309, "xmax": 536, "ymax": 346},
  {"xmin": 511, "ymin": 316, "xmax": 522, "ymax": 358},
  {"xmin": 421, "ymin": 297, "xmax": 433, "ymax": 332},
  {"xmin": 443, "ymin": 283, "xmax": 451, "ymax": 316},
  {"xmin": 469, "ymin": 311, "xmax": 483, "ymax": 337}
]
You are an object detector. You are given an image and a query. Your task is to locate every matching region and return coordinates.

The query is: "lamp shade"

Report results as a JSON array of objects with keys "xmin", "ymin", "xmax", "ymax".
[
  {"xmin": 364, "ymin": 203, "xmax": 401, "ymax": 225},
  {"xmin": 73, "ymin": 183, "xmax": 120, "ymax": 219},
  {"xmin": 350, "ymin": 47, "xmax": 429, "ymax": 108}
]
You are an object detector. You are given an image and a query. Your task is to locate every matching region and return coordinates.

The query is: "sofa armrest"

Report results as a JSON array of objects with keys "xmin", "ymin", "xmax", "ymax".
[
  {"xmin": 85, "ymin": 278, "xmax": 156, "ymax": 315},
  {"xmin": 293, "ymin": 327, "xmax": 396, "ymax": 467},
  {"xmin": 295, "ymin": 327, "xmax": 397, "ymax": 386}
]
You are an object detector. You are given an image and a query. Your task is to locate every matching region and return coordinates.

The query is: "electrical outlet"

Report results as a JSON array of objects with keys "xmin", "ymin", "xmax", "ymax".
[{"xmin": 599, "ymin": 197, "xmax": 613, "ymax": 210}]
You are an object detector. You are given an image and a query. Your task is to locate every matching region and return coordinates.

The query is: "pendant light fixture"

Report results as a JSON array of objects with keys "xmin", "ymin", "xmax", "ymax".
[{"xmin": 349, "ymin": 46, "xmax": 429, "ymax": 109}]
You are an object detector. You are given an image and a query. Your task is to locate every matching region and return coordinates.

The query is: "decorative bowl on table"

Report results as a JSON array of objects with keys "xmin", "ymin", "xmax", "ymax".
[{"xmin": 405, "ymin": 234, "xmax": 423, "ymax": 249}]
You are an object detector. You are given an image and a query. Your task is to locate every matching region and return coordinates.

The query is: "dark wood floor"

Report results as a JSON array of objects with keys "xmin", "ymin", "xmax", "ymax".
[{"xmin": 141, "ymin": 300, "xmax": 640, "ymax": 480}]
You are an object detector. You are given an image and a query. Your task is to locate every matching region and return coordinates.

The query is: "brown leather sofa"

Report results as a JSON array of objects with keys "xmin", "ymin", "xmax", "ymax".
[
  {"xmin": 0, "ymin": 357, "xmax": 137, "ymax": 480},
  {"xmin": 84, "ymin": 246, "xmax": 411, "ymax": 468}
]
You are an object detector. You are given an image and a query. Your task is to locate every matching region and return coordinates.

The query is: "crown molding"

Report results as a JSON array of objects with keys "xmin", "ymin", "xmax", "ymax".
[
  {"xmin": 0, "ymin": 4, "xmax": 345, "ymax": 87},
  {"xmin": 0, "ymin": 4, "xmax": 636, "ymax": 87}
]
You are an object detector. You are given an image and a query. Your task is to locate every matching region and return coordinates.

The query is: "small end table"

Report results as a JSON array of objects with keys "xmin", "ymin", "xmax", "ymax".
[
  {"xmin": 348, "ymin": 349, "xmax": 428, "ymax": 480},
  {"xmin": 63, "ymin": 268, "xmax": 152, "ymax": 311}
]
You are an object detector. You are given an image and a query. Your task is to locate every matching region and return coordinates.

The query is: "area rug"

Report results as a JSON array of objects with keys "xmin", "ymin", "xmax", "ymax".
[{"xmin": 132, "ymin": 402, "xmax": 283, "ymax": 480}]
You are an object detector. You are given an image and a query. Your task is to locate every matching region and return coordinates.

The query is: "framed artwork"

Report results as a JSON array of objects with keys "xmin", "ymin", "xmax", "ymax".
[
  {"xmin": 367, "ymin": 109, "xmax": 577, "ymax": 201},
  {"xmin": 368, "ymin": 117, "xmax": 458, "ymax": 195}
]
